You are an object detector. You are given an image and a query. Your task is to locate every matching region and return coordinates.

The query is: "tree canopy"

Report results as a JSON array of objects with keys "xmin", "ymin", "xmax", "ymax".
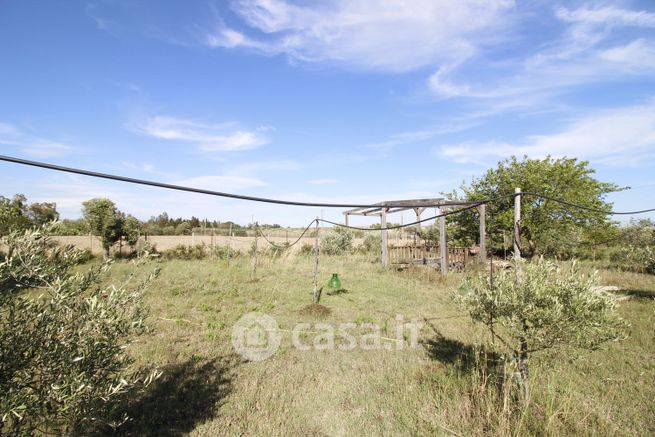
[
  {"xmin": 448, "ymin": 156, "xmax": 619, "ymax": 257},
  {"xmin": 0, "ymin": 194, "xmax": 59, "ymax": 236},
  {"xmin": 82, "ymin": 198, "xmax": 124, "ymax": 257}
]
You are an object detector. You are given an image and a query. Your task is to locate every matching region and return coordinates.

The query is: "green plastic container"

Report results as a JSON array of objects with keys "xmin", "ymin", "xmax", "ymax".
[{"xmin": 328, "ymin": 273, "xmax": 341, "ymax": 290}]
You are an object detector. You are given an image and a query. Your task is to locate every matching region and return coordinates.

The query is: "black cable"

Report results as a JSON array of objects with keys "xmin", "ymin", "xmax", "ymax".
[
  {"xmin": 2, "ymin": 154, "xmax": 654, "ymax": 215},
  {"xmin": 0, "ymin": 155, "xmax": 477, "ymax": 209},
  {"xmin": 318, "ymin": 202, "xmax": 485, "ymax": 231},
  {"xmin": 256, "ymin": 219, "xmax": 317, "ymax": 249},
  {"xmin": 519, "ymin": 191, "xmax": 655, "ymax": 215}
]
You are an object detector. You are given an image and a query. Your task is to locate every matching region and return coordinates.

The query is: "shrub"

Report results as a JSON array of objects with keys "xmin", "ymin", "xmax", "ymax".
[
  {"xmin": 612, "ymin": 245, "xmax": 655, "ymax": 274},
  {"xmin": 163, "ymin": 244, "xmax": 207, "ymax": 260},
  {"xmin": 321, "ymin": 227, "xmax": 353, "ymax": 255},
  {"xmin": 360, "ymin": 233, "xmax": 381, "ymax": 254},
  {"xmin": 456, "ymin": 260, "xmax": 628, "ymax": 398},
  {"xmin": 210, "ymin": 245, "xmax": 241, "ymax": 259},
  {"xmin": 0, "ymin": 225, "xmax": 160, "ymax": 434},
  {"xmin": 299, "ymin": 243, "xmax": 314, "ymax": 256}
]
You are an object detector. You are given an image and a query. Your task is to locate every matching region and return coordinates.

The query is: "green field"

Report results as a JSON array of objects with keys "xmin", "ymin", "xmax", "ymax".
[{"xmin": 104, "ymin": 254, "xmax": 655, "ymax": 436}]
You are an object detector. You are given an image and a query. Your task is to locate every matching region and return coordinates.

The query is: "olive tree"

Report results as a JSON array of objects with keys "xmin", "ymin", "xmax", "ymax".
[
  {"xmin": 0, "ymin": 225, "xmax": 160, "ymax": 435},
  {"xmin": 321, "ymin": 226, "xmax": 353, "ymax": 255},
  {"xmin": 456, "ymin": 260, "xmax": 628, "ymax": 398}
]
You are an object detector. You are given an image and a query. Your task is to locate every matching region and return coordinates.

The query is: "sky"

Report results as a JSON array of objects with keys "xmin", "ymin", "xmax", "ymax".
[{"xmin": 1, "ymin": 0, "xmax": 654, "ymax": 227}]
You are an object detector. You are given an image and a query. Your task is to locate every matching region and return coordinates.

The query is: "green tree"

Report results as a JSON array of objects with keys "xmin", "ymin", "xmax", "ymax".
[
  {"xmin": 82, "ymin": 198, "xmax": 123, "ymax": 258},
  {"xmin": 457, "ymin": 260, "xmax": 627, "ymax": 398},
  {"xmin": 122, "ymin": 215, "xmax": 142, "ymax": 250},
  {"xmin": 0, "ymin": 195, "xmax": 32, "ymax": 236},
  {"xmin": 449, "ymin": 156, "xmax": 619, "ymax": 257},
  {"xmin": 175, "ymin": 222, "xmax": 192, "ymax": 236},
  {"xmin": 27, "ymin": 201, "xmax": 59, "ymax": 226},
  {"xmin": 0, "ymin": 224, "xmax": 160, "ymax": 434}
]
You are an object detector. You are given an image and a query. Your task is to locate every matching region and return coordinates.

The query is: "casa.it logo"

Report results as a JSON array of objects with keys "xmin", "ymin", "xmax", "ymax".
[{"xmin": 231, "ymin": 312, "xmax": 282, "ymax": 362}]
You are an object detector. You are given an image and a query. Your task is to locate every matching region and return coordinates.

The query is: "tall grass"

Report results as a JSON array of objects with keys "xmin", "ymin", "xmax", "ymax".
[{"xmin": 94, "ymin": 254, "xmax": 654, "ymax": 435}]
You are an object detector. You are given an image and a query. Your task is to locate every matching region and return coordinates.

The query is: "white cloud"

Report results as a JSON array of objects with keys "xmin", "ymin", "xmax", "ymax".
[
  {"xmin": 0, "ymin": 122, "xmax": 72, "ymax": 157},
  {"xmin": 175, "ymin": 175, "xmax": 268, "ymax": 192},
  {"xmin": 308, "ymin": 178, "xmax": 340, "ymax": 185},
  {"xmin": 436, "ymin": 101, "xmax": 655, "ymax": 165},
  {"xmin": 226, "ymin": 160, "xmax": 299, "ymax": 176},
  {"xmin": 555, "ymin": 5, "xmax": 655, "ymax": 27},
  {"xmin": 137, "ymin": 116, "xmax": 270, "ymax": 151},
  {"xmin": 428, "ymin": 4, "xmax": 655, "ymax": 108},
  {"xmin": 206, "ymin": 0, "xmax": 513, "ymax": 72}
]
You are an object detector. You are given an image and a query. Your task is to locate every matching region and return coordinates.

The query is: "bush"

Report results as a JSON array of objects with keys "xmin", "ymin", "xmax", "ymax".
[
  {"xmin": 299, "ymin": 243, "xmax": 314, "ymax": 256},
  {"xmin": 163, "ymin": 244, "xmax": 207, "ymax": 260},
  {"xmin": 321, "ymin": 227, "xmax": 353, "ymax": 255},
  {"xmin": 612, "ymin": 245, "xmax": 655, "ymax": 274},
  {"xmin": 210, "ymin": 245, "xmax": 241, "ymax": 259},
  {"xmin": 456, "ymin": 260, "xmax": 628, "ymax": 397},
  {"xmin": 0, "ymin": 225, "xmax": 160, "ymax": 434},
  {"xmin": 359, "ymin": 233, "xmax": 381, "ymax": 254}
]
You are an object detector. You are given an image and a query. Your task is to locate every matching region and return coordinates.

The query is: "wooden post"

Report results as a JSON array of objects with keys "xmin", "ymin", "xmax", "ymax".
[
  {"xmin": 381, "ymin": 208, "xmax": 389, "ymax": 267},
  {"xmin": 344, "ymin": 213, "xmax": 349, "ymax": 227},
  {"xmin": 227, "ymin": 223, "xmax": 232, "ymax": 267},
  {"xmin": 478, "ymin": 203, "xmax": 486, "ymax": 263},
  {"xmin": 514, "ymin": 188, "xmax": 521, "ymax": 260},
  {"xmin": 439, "ymin": 211, "xmax": 448, "ymax": 274},
  {"xmin": 414, "ymin": 207, "xmax": 424, "ymax": 234},
  {"xmin": 251, "ymin": 222, "xmax": 258, "ymax": 280},
  {"xmin": 312, "ymin": 218, "xmax": 321, "ymax": 304}
]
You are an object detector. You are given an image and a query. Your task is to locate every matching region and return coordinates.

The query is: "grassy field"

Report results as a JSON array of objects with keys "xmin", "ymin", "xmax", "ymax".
[{"xmin": 101, "ymin": 253, "xmax": 655, "ymax": 436}]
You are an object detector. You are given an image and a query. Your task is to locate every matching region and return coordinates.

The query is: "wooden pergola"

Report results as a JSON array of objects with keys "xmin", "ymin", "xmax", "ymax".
[{"xmin": 343, "ymin": 198, "xmax": 486, "ymax": 273}]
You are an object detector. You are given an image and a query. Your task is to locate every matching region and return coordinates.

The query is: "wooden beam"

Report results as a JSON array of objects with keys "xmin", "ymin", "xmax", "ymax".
[
  {"xmin": 478, "ymin": 204, "xmax": 486, "ymax": 263},
  {"xmin": 414, "ymin": 207, "xmax": 426, "ymax": 233},
  {"xmin": 439, "ymin": 213, "xmax": 448, "ymax": 274},
  {"xmin": 381, "ymin": 208, "xmax": 389, "ymax": 267}
]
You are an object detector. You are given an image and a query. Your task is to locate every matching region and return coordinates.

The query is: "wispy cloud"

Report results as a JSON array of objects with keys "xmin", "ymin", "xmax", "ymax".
[
  {"xmin": 435, "ymin": 101, "xmax": 655, "ymax": 166},
  {"xmin": 308, "ymin": 178, "xmax": 340, "ymax": 185},
  {"xmin": 428, "ymin": 4, "xmax": 655, "ymax": 105},
  {"xmin": 136, "ymin": 116, "xmax": 270, "ymax": 152},
  {"xmin": 226, "ymin": 160, "xmax": 299, "ymax": 176},
  {"xmin": 205, "ymin": 0, "xmax": 513, "ymax": 72},
  {"xmin": 175, "ymin": 175, "xmax": 268, "ymax": 192},
  {"xmin": 0, "ymin": 122, "xmax": 73, "ymax": 157}
]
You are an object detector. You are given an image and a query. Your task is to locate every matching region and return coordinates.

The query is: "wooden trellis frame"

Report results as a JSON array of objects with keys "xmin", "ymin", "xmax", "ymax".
[{"xmin": 343, "ymin": 198, "xmax": 486, "ymax": 273}]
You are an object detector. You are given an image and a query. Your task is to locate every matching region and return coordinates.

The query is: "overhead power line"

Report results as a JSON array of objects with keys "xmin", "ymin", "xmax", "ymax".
[
  {"xmin": 0, "ymin": 155, "xmax": 475, "ymax": 209},
  {"xmin": 1, "ymin": 154, "xmax": 655, "ymax": 215}
]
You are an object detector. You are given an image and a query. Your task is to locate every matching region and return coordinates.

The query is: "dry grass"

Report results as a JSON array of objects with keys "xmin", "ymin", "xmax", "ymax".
[{"xmin": 97, "ymin": 254, "xmax": 654, "ymax": 436}]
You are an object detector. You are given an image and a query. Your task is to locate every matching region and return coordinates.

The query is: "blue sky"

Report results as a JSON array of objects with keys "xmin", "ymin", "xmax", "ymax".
[{"xmin": 1, "ymin": 0, "xmax": 654, "ymax": 226}]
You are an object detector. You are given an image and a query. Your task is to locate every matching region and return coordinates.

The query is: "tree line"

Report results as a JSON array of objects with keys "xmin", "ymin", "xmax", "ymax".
[{"xmin": 2, "ymin": 156, "xmax": 653, "ymax": 260}]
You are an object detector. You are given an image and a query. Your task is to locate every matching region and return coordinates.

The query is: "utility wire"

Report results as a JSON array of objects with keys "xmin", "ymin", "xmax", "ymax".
[
  {"xmin": 318, "ymin": 202, "xmax": 485, "ymax": 231},
  {"xmin": 2, "ymin": 154, "xmax": 654, "ymax": 215},
  {"xmin": 0, "ymin": 155, "xmax": 477, "ymax": 209},
  {"xmin": 518, "ymin": 191, "xmax": 655, "ymax": 215},
  {"xmin": 256, "ymin": 219, "xmax": 317, "ymax": 249}
]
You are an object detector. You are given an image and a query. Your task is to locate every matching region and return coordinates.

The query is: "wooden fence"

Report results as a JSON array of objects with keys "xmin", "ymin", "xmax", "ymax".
[{"xmin": 388, "ymin": 244, "xmax": 474, "ymax": 270}]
